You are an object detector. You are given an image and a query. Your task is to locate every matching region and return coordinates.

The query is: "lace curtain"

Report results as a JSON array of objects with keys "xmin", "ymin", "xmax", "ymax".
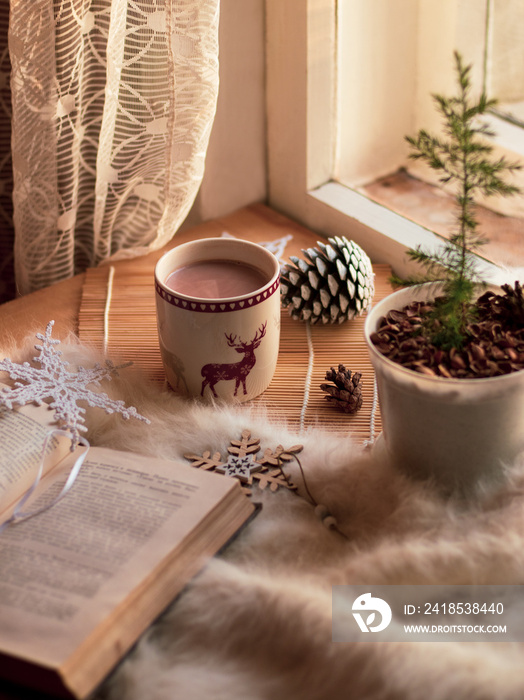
[
  {"xmin": 7, "ymin": 0, "xmax": 219, "ymax": 297},
  {"xmin": 0, "ymin": 1, "xmax": 13, "ymax": 303}
]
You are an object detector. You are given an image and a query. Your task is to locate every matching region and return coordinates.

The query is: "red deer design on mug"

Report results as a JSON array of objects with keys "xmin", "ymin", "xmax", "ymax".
[{"xmin": 201, "ymin": 322, "xmax": 267, "ymax": 398}]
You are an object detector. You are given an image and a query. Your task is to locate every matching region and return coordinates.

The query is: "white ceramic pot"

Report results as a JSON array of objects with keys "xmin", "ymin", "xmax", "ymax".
[{"xmin": 364, "ymin": 284, "xmax": 524, "ymax": 495}]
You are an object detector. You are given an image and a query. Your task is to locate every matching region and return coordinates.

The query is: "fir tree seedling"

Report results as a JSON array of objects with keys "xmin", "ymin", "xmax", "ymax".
[{"xmin": 393, "ymin": 51, "xmax": 521, "ymax": 349}]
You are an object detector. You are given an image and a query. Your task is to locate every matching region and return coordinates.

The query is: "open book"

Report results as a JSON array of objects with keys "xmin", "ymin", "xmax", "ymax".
[{"xmin": 0, "ymin": 396, "xmax": 256, "ymax": 699}]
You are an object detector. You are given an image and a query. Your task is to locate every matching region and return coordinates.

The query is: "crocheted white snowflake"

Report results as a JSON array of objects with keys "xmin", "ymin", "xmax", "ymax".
[{"xmin": 0, "ymin": 321, "xmax": 149, "ymax": 447}]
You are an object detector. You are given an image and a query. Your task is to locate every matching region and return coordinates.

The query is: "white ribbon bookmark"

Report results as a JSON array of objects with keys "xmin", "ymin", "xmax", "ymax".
[
  {"xmin": 0, "ymin": 430, "xmax": 90, "ymax": 533},
  {"xmin": 0, "ymin": 321, "xmax": 149, "ymax": 533}
]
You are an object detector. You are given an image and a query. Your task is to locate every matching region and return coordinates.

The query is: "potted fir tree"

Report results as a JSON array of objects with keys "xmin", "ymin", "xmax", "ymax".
[{"xmin": 364, "ymin": 52, "xmax": 524, "ymax": 495}]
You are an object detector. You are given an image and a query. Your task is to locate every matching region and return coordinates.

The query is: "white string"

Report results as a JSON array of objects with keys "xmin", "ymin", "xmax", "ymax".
[
  {"xmin": 299, "ymin": 322, "xmax": 314, "ymax": 435},
  {"xmin": 103, "ymin": 265, "xmax": 115, "ymax": 354},
  {"xmin": 0, "ymin": 430, "xmax": 90, "ymax": 533},
  {"xmin": 363, "ymin": 375, "xmax": 379, "ymax": 448},
  {"xmin": 362, "ymin": 301, "xmax": 379, "ymax": 448}
]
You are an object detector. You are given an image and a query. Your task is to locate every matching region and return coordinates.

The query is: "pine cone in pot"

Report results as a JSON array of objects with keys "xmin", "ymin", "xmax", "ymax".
[
  {"xmin": 497, "ymin": 281, "xmax": 524, "ymax": 329},
  {"xmin": 321, "ymin": 364, "xmax": 363, "ymax": 414},
  {"xmin": 280, "ymin": 236, "xmax": 374, "ymax": 324}
]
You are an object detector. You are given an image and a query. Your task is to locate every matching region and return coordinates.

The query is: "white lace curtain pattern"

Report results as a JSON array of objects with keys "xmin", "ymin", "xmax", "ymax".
[{"xmin": 8, "ymin": 0, "xmax": 219, "ymax": 296}]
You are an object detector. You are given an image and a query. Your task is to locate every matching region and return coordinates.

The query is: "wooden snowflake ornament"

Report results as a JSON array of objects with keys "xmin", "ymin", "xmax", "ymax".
[
  {"xmin": 185, "ymin": 430, "xmax": 347, "ymax": 538},
  {"xmin": 186, "ymin": 450, "xmax": 225, "ymax": 471},
  {"xmin": 184, "ymin": 429, "xmax": 303, "ymax": 495}
]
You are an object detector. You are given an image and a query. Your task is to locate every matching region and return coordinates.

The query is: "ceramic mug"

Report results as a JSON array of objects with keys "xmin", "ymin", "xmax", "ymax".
[{"xmin": 154, "ymin": 237, "xmax": 281, "ymax": 401}]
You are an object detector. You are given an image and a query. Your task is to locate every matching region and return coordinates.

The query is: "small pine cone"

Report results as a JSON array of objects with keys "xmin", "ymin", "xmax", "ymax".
[
  {"xmin": 320, "ymin": 364, "xmax": 363, "ymax": 414},
  {"xmin": 499, "ymin": 281, "xmax": 524, "ymax": 327}
]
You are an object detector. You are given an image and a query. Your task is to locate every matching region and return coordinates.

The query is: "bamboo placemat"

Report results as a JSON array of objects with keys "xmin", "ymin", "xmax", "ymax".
[{"xmin": 79, "ymin": 255, "xmax": 391, "ymax": 443}]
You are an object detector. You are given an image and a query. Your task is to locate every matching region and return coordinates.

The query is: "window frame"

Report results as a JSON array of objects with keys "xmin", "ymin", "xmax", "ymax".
[{"xmin": 265, "ymin": 0, "xmax": 501, "ymax": 283}]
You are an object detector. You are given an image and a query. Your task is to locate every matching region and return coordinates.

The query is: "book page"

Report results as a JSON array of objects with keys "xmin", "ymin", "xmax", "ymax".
[
  {"xmin": 0, "ymin": 446, "xmax": 250, "ymax": 683},
  {"xmin": 0, "ymin": 391, "xmax": 72, "ymax": 512}
]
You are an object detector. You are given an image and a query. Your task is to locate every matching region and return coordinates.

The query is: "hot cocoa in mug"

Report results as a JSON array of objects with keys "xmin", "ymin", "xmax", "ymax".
[
  {"xmin": 164, "ymin": 259, "xmax": 268, "ymax": 299},
  {"xmin": 155, "ymin": 238, "xmax": 281, "ymax": 402}
]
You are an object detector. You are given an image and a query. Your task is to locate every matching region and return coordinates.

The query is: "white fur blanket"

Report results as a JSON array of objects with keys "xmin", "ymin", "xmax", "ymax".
[{"xmin": 4, "ymin": 339, "xmax": 524, "ymax": 700}]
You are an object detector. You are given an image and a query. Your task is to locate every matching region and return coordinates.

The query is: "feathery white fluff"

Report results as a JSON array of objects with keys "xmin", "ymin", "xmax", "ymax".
[{"xmin": 3, "ymin": 337, "xmax": 524, "ymax": 699}]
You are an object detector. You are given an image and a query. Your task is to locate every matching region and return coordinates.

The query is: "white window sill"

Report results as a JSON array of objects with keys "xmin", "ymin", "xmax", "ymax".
[{"xmin": 309, "ymin": 180, "xmax": 504, "ymax": 286}]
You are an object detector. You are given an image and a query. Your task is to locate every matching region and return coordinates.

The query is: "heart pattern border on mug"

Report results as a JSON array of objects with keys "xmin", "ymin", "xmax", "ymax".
[{"xmin": 155, "ymin": 279, "xmax": 280, "ymax": 312}]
